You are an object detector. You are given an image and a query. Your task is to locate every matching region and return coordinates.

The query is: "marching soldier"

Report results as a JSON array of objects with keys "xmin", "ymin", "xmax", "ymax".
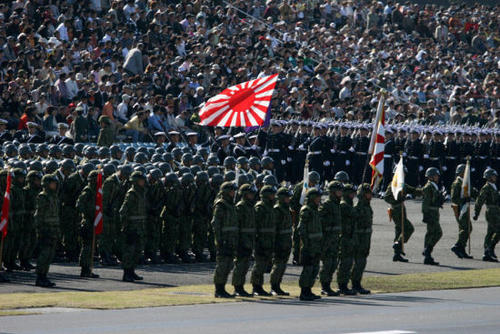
[
  {"xmin": 232, "ymin": 184, "xmax": 257, "ymax": 297},
  {"xmin": 119, "ymin": 171, "xmax": 147, "ymax": 282},
  {"xmin": 270, "ymin": 187, "xmax": 293, "ymax": 296},
  {"xmin": 212, "ymin": 181, "xmax": 238, "ymax": 298},
  {"xmin": 319, "ymin": 181, "xmax": 343, "ymax": 296},
  {"xmin": 473, "ymin": 168, "xmax": 499, "ymax": 262},
  {"xmin": 422, "ymin": 167, "xmax": 445, "ymax": 265},
  {"xmin": 19, "ymin": 171, "xmax": 42, "ymax": 271},
  {"xmin": 251, "ymin": 185, "xmax": 277, "ymax": 297},
  {"xmin": 298, "ymin": 188, "xmax": 323, "ymax": 301},
  {"xmin": 337, "ymin": 184, "xmax": 357, "ymax": 295},
  {"xmin": 450, "ymin": 164, "xmax": 474, "ymax": 259}
]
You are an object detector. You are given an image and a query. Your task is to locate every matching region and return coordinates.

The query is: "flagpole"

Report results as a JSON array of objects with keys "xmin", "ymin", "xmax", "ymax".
[
  {"xmin": 0, "ymin": 237, "xmax": 4, "ymax": 274},
  {"xmin": 466, "ymin": 156, "xmax": 471, "ymax": 256},
  {"xmin": 399, "ymin": 152, "xmax": 405, "ymax": 255},
  {"xmin": 90, "ymin": 167, "xmax": 102, "ymax": 275}
]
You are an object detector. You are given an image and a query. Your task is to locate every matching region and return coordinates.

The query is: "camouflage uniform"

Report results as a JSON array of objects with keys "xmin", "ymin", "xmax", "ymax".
[
  {"xmin": 474, "ymin": 180, "xmax": 500, "ymax": 259},
  {"xmin": 422, "ymin": 177, "xmax": 444, "ymax": 264},
  {"xmin": 161, "ymin": 174, "xmax": 183, "ymax": 262},
  {"xmin": 19, "ymin": 171, "xmax": 42, "ymax": 270},
  {"xmin": 450, "ymin": 175, "xmax": 475, "ymax": 257},
  {"xmin": 145, "ymin": 177, "xmax": 165, "ymax": 263},
  {"xmin": 61, "ymin": 171, "xmax": 85, "ymax": 261},
  {"xmin": 101, "ymin": 173, "xmax": 126, "ymax": 264},
  {"xmin": 337, "ymin": 185, "xmax": 357, "ymax": 295},
  {"xmin": 178, "ymin": 175, "xmax": 197, "ymax": 261},
  {"xmin": 192, "ymin": 175, "xmax": 212, "ymax": 261}
]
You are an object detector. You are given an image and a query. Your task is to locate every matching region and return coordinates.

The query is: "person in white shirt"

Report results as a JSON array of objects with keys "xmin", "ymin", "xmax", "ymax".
[
  {"xmin": 65, "ymin": 72, "xmax": 79, "ymax": 100},
  {"xmin": 56, "ymin": 19, "xmax": 69, "ymax": 42}
]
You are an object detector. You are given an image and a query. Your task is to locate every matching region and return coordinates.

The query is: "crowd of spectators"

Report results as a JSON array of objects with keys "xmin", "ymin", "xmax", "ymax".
[{"xmin": 0, "ymin": 0, "xmax": 498, "ymax": 144}]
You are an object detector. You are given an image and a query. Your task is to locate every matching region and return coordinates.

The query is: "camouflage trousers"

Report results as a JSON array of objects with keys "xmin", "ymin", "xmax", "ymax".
[
  {"xmin": 19, "ymin": 215, "xmax": 37, "ymax": 264},
  {"xmin": 178, "ymin": 215, "xmax": 193, "ymax": 254},
  {"xmin": 161, "ymin": 215, "xmax": 179, "ymax": 257},
  {"xmin": 299, "ymin": 250, "xmax": 320, "ymax": 288},
  {"xmin": 61, "ymin": 207, "xmax": 81, "ymax": 259},
  {"xmin": 214, "ymin": 255, "xmax": 234, "ymax": 285},
  {"xmin": 250, "ymin": 252, "xmax": 272, "ymax": 286},
  {"xmin": 192, "ymin": 214, "xmax": 209, "ymax": 257},
  {"xmin": 36, "ymin": 231, "xmax": 59, "ymax": 276},
  {"xmin": 122, "ymin": 228, "xmax": 144, "ymax": 270},
  {"xmin": 424, "ymin": 220, "xmax": 442, "ymax": 251},
  {"xmin": 337, "ymin": 237, "xmax": 354, "ymax": 286},
  {"xmin": 145, "ymin": 215, "xmax": 162, "ymax": 258},
  {"xmin": 270, "ymin": 250, "xmax": 290, "ymax": 286},
  {"xmin": 392, "ymin": 210, "xmax": 415, "ymax": 244},
  {"xmin": 99, "ymin": 215, "xmax": 120, "ymax": 259},
  {"xmin": 351, "ymin": 233, "xmax": 371, "ymax": 283},
  {"xmin": 319, "ymin": 233, "xmax": 340, "ymax": 285},
  {"xmin": 455, "ymin": 212, "xmax": 472, "ymax": 249},
  {"xmin": 232, "ymin": 249, "xmax": 252, "ymax": 286},
  {"xmin": 79, "ymin": 223, "xmax": 93, "ymax": 270},
  {"xmin": 484, "ymin": 213, "xmax": 500, "ymax": 251}
]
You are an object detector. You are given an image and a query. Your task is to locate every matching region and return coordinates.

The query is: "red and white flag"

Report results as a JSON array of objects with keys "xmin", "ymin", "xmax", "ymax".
[
  {"xmin": 0, "ymin": 172, "xmax": 12, "ymax": 240},
  {"xmin": 199, "ymin": 74, "xmax": 278, "ymax": 127},
  {"xmin": 94, "ymin": 170, "xmax": 103, "ymax": 235},
  {"xmin": 369, "ymin": 94, "xmax": 385, "ymax": 190}
]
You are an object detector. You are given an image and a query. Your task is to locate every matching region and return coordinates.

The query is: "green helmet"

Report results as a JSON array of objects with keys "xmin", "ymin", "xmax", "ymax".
[
  {"xmin": 334, "ymin": 171, "xmax": 349, "ymax": 183},
  {"xmin": 220, "ymin": 181, "xmax": 238, "ymax": 193},
  {"xmin": 42, "ymin": 174, "xmax": 58, "ymax": 188},
  {"xmin": 12, "ymin": 168, "xmax": 27, "ymax": 178},
  {"xmin": 239, "ymin": 183, "xmax": 257, "ymax": 196},
  {"xmin": 27, "ymin": 170, "xmax": 43, "ymax": 183},
  {"xmin": 483, "ymin": 168, "xmax": 498, "ymax": 180},
  {"xmin": 455, "ymin": 164, "xmax": 466, "ymax": 176},
  {"xmin": 308, "ymin": 171, "xmax": 320, "ymax": 184},
  {"xmin": 261, "ymin": 156, "xmax": 274, "ymax": 168},
  {"xmin": 263, "ymin": 175, "xmax": 278, "ymax": 186},
  {"xmin": 87, "ymin": 170, "xmax": 99, "ymax": 183},
  {"xmin": 425, "ymin": 167, "xmax": 440, "ymax": 178},
  {"xmin": 306, "ymin": 188, "xmax": 322, "ymax": 199},
  {"xmin": 343, "ymin": 183, "xmax": 356, "ymax": 193},
  {"xmin": 129, "ymin": 171, "xmax": 146, "ymax": 183},
  {"xmin": 276, "ymin": 187, "xmax": 292, "ymax": 198},
  {"xmin": 327, "ymin": 180, "xmax": 343, "ymax": 192},
  {"xmin": 260, "ymin": 185, "xmax": 277, "ymax": 197},
  {"xmin": 210, "ymin": 174, "xmax": 224, "ymax": 187},
  {"xmin": 224, "ymin": 171, "xmax": 236, "ymax": 182},
  {"xmin": 357, "ymin": 183, "xmax": 372, "ymax": 196}
]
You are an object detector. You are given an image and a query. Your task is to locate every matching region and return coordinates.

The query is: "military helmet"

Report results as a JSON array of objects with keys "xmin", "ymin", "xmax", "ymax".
[
  {"xmin": 5, "ymin": 144, "xmax": 18, "ymax": 156},
  {"xmin": 137, "ymin": 147, "xmax": 148, "ymax": 154},
  {"xmin": 12, "ymin": 167, "xmax": 27, "ymax": 178},
  {"xmin": 483, "ymin": 168, "xmax": 498, "ymax": 180},
  {"xmin": 110, "ymin": 145, "xmax": 122, "ymax": 156},
  {"xmin": 62, "ymin": 145, "xmax": 75, "ymax": 156},
  {"xmin": 343, "ymin": 183, "xmax": 356, "ymax": 192},
  {"xmin": 357, "ymin": 183, "xmax": 372, "ymax": 196},
  {"xmin": 263, "ymin": 175, "xmax": 278, "ymax": 186},
  {"xmin": 98, "ymin": 146, "xmax": 110, "ymax": 158},
  {"xmin": 162, "ymin": 152, "xmax": 173, "ymax": 162},
  {"xmin": 130, "ymin": 170, "xmax": 146, "ymax": 183},
  {"xmin": 74, "ymin": 143, "xmax": 84, "ymax": 156},
  {"xmin": 181, "ymin": 172, "xmax": 195, "ymax": 185},
  {"xmin": 197, "ymin": 147, "xmax": 209, "ymax": 157},
  {"xmin": 29, "ymin": 160, "xmax": 43, "ymax": 172},
  {"xmin": 36, "ymin": 144, "xmax": 49, "ymax": 154},
  {"xmin": 12, "ymin": 160, "xmax": 27, "ymax": 171},
  {"xmin": 239, "ymin": 183, "xmax": 257, "ymax": 196},
  {"xmin": 237, "ymin": 173, "xmax": 249, "ymax": 187},
  {"xmin": 207, "ymin": 155, "xmax": 219, "ymax": 166},
  {"xmin": 42, "ymin": 174, "xmax": 58, "ymax": 188},
  {"xmin": 80, "ymin": 163, "xmax": 95, "ymax": 177},
  {"xmin": 155, "ymin": 147, "xmax": 166, "ymax": 155},
  {"xmin": 27, "ymin": 170, "xmax": 43, "ymax": 182},
  {"xmin": 195, "ymin": 171, "xmax": 209, "ymax": 183},
  {"xmin": 455, "ymin": 164, "xmax": 466, "ymax": 176},
  {"xmin": 165, "ymin": 172, "xmax": 180, "ymax": 185},
  {"xmin": 237, "ymin": 156, "xmax": 248, "ymax": 166},
  {"xmin": 19, "ymin": 144, "xmax": 32, "ymax": 157},
  {"xmin": 425, "ymin": 167, "xmax": 440, "ymax": 178},
  {"xmin": 124, "ymin": 146, "xmax": 136, "ymax": 157},
  {"xmin": 210, "ymin": 174, "xmax": 224, "ymax": 187},
  {"xmin": 178, "ymin": 166, "xmax": 191, "ymax": 176},
  {"xmin": 134, "ymin": 165, "xmax": 147, "ymax": 175},
  {"xmin": 277, "ymin": 187, "xmax": 292, "ymax": 198},
  {"xmin": 261, "ymin": 156, "xmax": 274, "ymax": 167},
  {"xmin": 171, "ymin": 148, "xmax": 182, "ymax": 159},
  {"xmin": 306, "ymin": 188, "xmax": 322, "ymax": 199},
  {"xmin": 119, "ymin": 164, "xmax": 133, "ymax": 177},
  {"xmin": 308, "ymin": 171, "xmax": 320, "ymax": 184},
  {"xmin": 223, "ymin": 156, "xmax": 236, "ymax": 168},
  {"xmin": 181, "ymin": 147, "xmax": 191, "ymax": 154},
  {"xmin": 84, "ymin": 146, "xmax": 97, "ymax": 158},
  {"xmin": 190, "ymin": 165, "xmax": 202, "ymax": 175},
  {"xmin": 103, "ymin": 163, "xmax": 117, "ymax": 177},
  {"xmin": 224, "ymin": 170, "xmax": 236, "ymax": 182},
  {"xmin": 149, "ymin": 168, "xmax": 163, "ymax": 180},
  {"xmin": 255, "ymin": 173, "xmax": 265, "ymax": 186},
  {"xmin": 260, "ymin": 185, "xmax": 277, "ymax": 196},
  {"xmin": 246, "ymin": 173, "xmax": 255, "ymax": 184},
  {"xmin": 182, "ymin": 153, "xmax": 193, "ymax": 164},
  {"xmin": 249, "ymin": 156, "xmax": 261, "ymax": 168},
  {"xmin": 158, "ymin": 162, "xmax": 172, "ymax": 175},
  {"xmin": 61, "ymin": 158, "xmax": 76, "ymax": 172},
  {"xmin": 193, "ymin": 155, "xmax": 204, "ymax": 165},
  {"xmin": 134, "ymin": 152, "xmax": 148, "ymax": 164},
  {"xmin": 327, "ymin": 180, "xmax": 343, "ymax": 191},
  {"xmin": 334, "ymin": 171, "xmax": 349, "ymax": 183},
  {"xmin": 207, "ymin": 166, "xmax": 220, "ymax": 178},
  {"xmin": 43, "ymin": 160, "xmax": 59, "ymax": 174},
  {"xmin": 220, "ymin": 181, "xmax": 238, "ymax": 192}
]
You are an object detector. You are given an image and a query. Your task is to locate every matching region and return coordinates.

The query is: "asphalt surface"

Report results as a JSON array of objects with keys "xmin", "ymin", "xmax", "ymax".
[
  {"xmin": 1, "ymin": 198, "xmax": 498, "ymax": 293},
  {"xmin": 2, "ymin": 287, "xmax": 500, "ymax": 334}
]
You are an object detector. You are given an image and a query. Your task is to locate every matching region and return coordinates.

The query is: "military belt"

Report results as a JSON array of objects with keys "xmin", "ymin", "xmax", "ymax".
[
  {"xmin": 43, "ymin": 218, "xmax": 59, "ymax": 223},
  {"xmin": 308, "ymin": 232, "xmax": 322, "ymax": 239},
  {"xmin": 429, "ymin": 157, "xmax": 439, "ymax": 161},
  {"xmin": 324, "ymin": 226, "xmax": 341, "ymax": 232},
  {"xmin": 309, "ymin": 151, "xmax": 321, "ymax": 155},
  {"xmin": 222, "ymin": 226, "xmax": 238, "ymax": 232},
  {"xmin": 428, "ymin": 206, "xmax": 440, "ymax": 211},
  {"xmin": 479, "ymin": 156, "xmax": 487, "ymax": 159},
  {"xmin": 240, "ymin": 228, "xmax": 256, "ymax": 233},
  {"xmin": 278, "ymin": 228, "xmax": 292, "ymax": 234},
  {"xmin": 129, "ymin": 215, "xmax": 147, "ymax": 220},
  {"xmin": 355, "ymin": 228, "xmax": 372, "ymax": 233},
  {"xmin": 446, "ymin": 156, "xmax": 456, "ymax": 160},
  {"xmin": 268, "ymin": 149, "xmax": 280, "ymax": 153},
  {"xmin": 339, "ymin": 151, "xmax": 346, "ymax": 154},
  {"xmin": 486, "ymin": 205, "xmax": 499, "ymax": 209},
  {"xmin": 258, "ymin": 228, "xmax": 275, "ymax": 233}
]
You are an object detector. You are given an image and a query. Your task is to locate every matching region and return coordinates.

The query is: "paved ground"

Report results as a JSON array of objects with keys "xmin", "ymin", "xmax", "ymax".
[
  {"xmin": 2, "ymin": 287, "xmax": 499, "ymax": 334},
  {"xmin": 1, "ymin": 199, "xmax": 498, "ymax": 293}
]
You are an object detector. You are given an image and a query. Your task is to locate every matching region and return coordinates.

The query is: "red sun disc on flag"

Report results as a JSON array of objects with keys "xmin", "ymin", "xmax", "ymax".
[{"xmin": 199, "ymin": 74, "xmax": 278, "ymax": 127}]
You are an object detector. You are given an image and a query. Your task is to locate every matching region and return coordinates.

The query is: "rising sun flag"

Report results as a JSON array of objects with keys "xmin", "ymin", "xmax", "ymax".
[{"xmin": 199, "ymin": 74, "xmax": 278, "ymax": 127}]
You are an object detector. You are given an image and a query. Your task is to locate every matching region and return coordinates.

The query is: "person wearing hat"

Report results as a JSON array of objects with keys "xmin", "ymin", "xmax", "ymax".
[
  {"xmin": 212, "ymin": 181, "xmax": 238, "ymax": 298},
  {"xmin": 270, "ymin": 187, "xmax": 293, "ymax": 296},
  {"xmin": 251, "ymin": 185, "xmax": 277, "ymax": 297},
  {"xmin": 119, "ymin": 171, "xmax": 148, "ymax": 282},
  {"xmin": 192, "ymin": 171, "xmax": 212, "ymax": 262},
  {"xmin": 166, "ymin": 130, "xmax": 181, "ymax": 151},
  {"xmin": 97, "ymin": 115, "xmax": 115, "ymax": 147},
  {"xmin": 49, "ymin": 122, "xmax": 74, "ymax": 145},
  {"xmin": 186, "ymin": 132, "xmax": 199, "ymax": 153},
  {"xmin": 35, "ymin": 174, "xmax": 60, "ymax": 287},
  {"xmin": 266, "ymin": 121, "xmax": 286, "ymax": 182},
  {"xmin": 72, "ymin": 106, "xmax": 89, "ymax": 143},
  {"xmin": 76, "ymin": 171, "xmax": 101, "ymax": 279},
  {"xmin": 422, "ymin": 167, "xmax": 445, "ymax": 265},
  {"xmin": 297, "ymin": 188, "xmax": 323, "ymax": 301},
  {"xmin": 473, "ymin": 168, "xmax": 499, "ymax": 262},
  {"xmin": 336, "ymin": 183, "xmax": 357, "ymax": 296},
  {"xmin": 335, "ymin": 124, "xmax": 354, "ymax": 178},
  {"xmin": 232, "ymin": 132, "xmax": 247, "ymax": 158},
  {"xmin": 318, "ymin": 181, "xmax": 343, "ymax": 296},
  {"xmin": 232, "ymin": 183, "xmax": 257, "ymax": 297},
  {"xmin": 0, "ymin": 118, "xmax": 13, "ymax": 143},
  {"xmin": 19, "ymin": 171, "xmax": 42, "ymax": 271},
  {"xmin": 405, "ymin": 129, "xmax": 424, "ymax": 188}
]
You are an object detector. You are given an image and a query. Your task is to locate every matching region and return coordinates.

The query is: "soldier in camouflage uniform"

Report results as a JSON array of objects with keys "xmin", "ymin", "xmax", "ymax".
[
  {"xmin": 192, "ymin": 171, "xmax": 213, "ymax": 262},
  {"xmin": 450, "ymin": 164, "xmax": 474, "ymax": 259},
  {"xmin": 351, "ymin": 184, "xmax": 373, "ymax": 295},
  {"xmin": 3, "ymin": 168, "xmax": 26, "ymax": 272},
  {"xmin": 35, "ymin": 175, "xmax": 60, "ymax": 287},
  {"xmin": 119, "ymin": 171, "xmax": 147, "ymax": 282},
  {"xmin": 76, "ymin": 170, "xmax": 100, "ymax": 278},
  {"xmin": 145, "ymin": 169, "xmax": 165, "ymax": 264},
  {"xmin": 422, "ymin": 167, "xmax": 445, "ymax": 265},
  {"xmin": 319, "ymin": 181, "xmax": 343, "ymax": 296},
  {"xmin": 298, "ymin": 188, "xmax": 323, "ymax": 301},
  {"xmin": 178, "ymin": 173, "xmax": 197, "ymax": 263},
  {"xmin": 232, "ymin": 183, "xmax": 257, "ymax": 297},
  {"xmin": 251, "ymin": 185, "xmax": 277, "ymax": 297},
  {"xmin": 19, "ymin": 171, "xmax": 42, "ymax": 271},
  {"xmin": 473, "ymin": 168, "xmax": 499, "ymax": 262},
  {"xmin": 270, "ymin": 187, "xmax": 293, "ymax": 296},
  {"xmin": 207, "ymin": 173, "xmax": 224, "ymax": 261},
  {"xmin": 337, "ymin": 184, "xmax": 357, "ymax": 295},
  {"xmin": 212, "ymin": 181, "xmax": 238, "ymax": 298},
  {"xmin": 161, "ymin": 173, "xmax": 183, "ymax": 264}
]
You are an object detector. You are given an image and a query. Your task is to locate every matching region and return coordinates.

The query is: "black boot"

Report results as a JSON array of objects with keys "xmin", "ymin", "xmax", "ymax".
[
  {"xmin": 165, "ymin": 253, "xmax": 182, "ymax": 264},
  {"xmin": 308, "ymin": 287, "xmax": 321, "ymax": 299},
  {"xmin": 451, "ymin": 245, "xmax": 464, "ymax": 259},
  {"xmin": 122, "ymin": 269, "xmax": 135, "ymax": 282},
  {"xmin": 339, "ymin": 283, "xmax": 356, "ymax": 296},
  {"xmin": 299, "ymin": 287, "xmax": 314, "ymax": 301},
  {"xmin": 36, "ymin": 274, "xmax": 55, "ymax": 288},
  {"xmin": 234, "ymin": 285, "xmax": 253, "ymax": 297},
  {"xmin": 80, "ymin": 268, "xmax": 100, "ymax": 278},
  {"xmin": 179, "ymin": 251, "xmax": 195, "ymax": 263},
  {"xmin": 20, "ymin": 261, "xmax": 35, "ymax": 271},
  {"xmin": 252, "ymin": 284, "xmax": 271, "ymax": 297},
  {"xmin": 460, "ymin": 246, "xmax": 473, "ymax": 259},
  {"xmin": 292, "ymin": 255, "xmax": 300, "ymax": 266},
  {"xmin": 483, "ymin": 249, "xmax": 498, "ymax": 262},
  {"xmin": 393, "ymin": 242, "xmax": 406, "ymax": 256},
  {"xmin": 215, "ymin": 284, "xmax": 233, "ymax": 298},
  {"xmin": 271, "ymin": 284, "xmax": 290, "ymax": 296},
  {"xmin": 423, "ymin": 248, "xmax": 439, "ymax": 265},
  {"xmin": 352, "ymin": 281, "xmax": 371, "ymax": 295},
  {"xmin": 321, "ymin": 283, "xmax": 340, "ymax": 296},
  {"xmin": 393, "ymin": 243, "xmax": 409, "ymax": 262},
  {"xmin": 0, "ymin": 272, "xmax": 10, "ymax": 283},
  {"xmin": 151, "ymin": 253, "xmax": 162, "ymax": 265},
  {"xmin": 490, "ymin": 248, "xmax": 498, "ymax": 260},
  {"xmin": 131, "ymin": 270, "xmax": 143, "ymax": 281}
]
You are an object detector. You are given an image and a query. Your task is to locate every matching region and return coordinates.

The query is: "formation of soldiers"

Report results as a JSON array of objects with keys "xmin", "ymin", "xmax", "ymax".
[{"xmin": 0, "ymin": 123, "xmax": 498, "ymax": 300}]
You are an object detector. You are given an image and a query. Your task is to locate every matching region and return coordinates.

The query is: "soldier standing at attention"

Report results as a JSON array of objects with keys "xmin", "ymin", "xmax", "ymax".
[
  {"xmin": 422, "ymin": 167, "xmax": 445, "ymax": 265},
  {"xmin": 251, "ymin": 185, "xmax": 277, "ymax": 297},
  {"xmin": 19, "ymin": 171, "xmax": 42, "ymax": 271},
  {"xmin": 450, "ymin": 164, "xmax": 474, "ymax": 259},
  {"xmin": 319, "ymin": 181, "xmax": 343, "ymax": 296},
  {"xmin": 337, "ymin": 184, "xmax": 357, "ymax": 296},
  {"xmin": 473, "ymin": 168, "xmax": 499, "ymax": 262},
  {"xmin": 270, "ymin": 187, "xmax": 293, "ymax": 296},
  {"xmin": 144, "ymin": 168, "xmax": 165, "ymax": 264},
  {"xmin": 232, "ymin": 184, "xmax": 257, "ymax": 297},
  {"xmin": 192, "ymin": 171, "xmax": 212, "ymax": 262},
  {"xmin": 35, "ymin": 175, "xmax": 60, "ymax": 287},
  {"xmin": 76, "ymin": 171, "xmax": 100, "ymax": 278},
  {"xmin": 212, "ymin": 181, "xmax": 238, "ymax": 298},
  {"xmin": 298, "ymin": 188, "xmax": 323, "ymax": 301},
  {"xmin": 119, "ymin": 171, "xmax": 147, "ymax": 282},
  {"xmin": 351, "ymin": 184, "xmax": 373, "ymax": 295},
  {"xmin": 161, "ymin": 173, "xmax": 183, "ymax": 264}
]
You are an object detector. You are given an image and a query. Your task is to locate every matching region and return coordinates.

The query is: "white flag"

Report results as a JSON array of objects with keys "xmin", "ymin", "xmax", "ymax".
[
  {"xmin": 391, "ymin": 156, "xmax": 404, "ymax": 199},
  {"xmin": 459, "ymin": 160, "xmax": 471, "ymax": 220},
  {"xmin": 299, "ymin": 161, "xmax": 309, "ymax": 205}
]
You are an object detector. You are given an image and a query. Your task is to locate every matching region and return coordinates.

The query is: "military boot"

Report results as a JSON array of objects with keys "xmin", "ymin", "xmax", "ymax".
[
  {"xmin": 164, "ymin": 253, "xmax": 182, "ymax": 264},
  {"xmin": 20, "ymin": 261, "xmax": 35, "ymax": 271},
  {"xmin": 179, "ymin": 251, "xmax": 195, "ymax": 263},
  {"xmin": 460, "ymin": 246, "xmax": 473, "ymax": 259},
  {"xmin": 195, "ymin": 253, "xmax": 208, "ymax": 263},
  {"xmin": 36, "ymin": 274, "xmax": 55, "ymax": 288},
  {"xmin": 234, "ymin": 285, "xmax": 253, "ymax": 297},
  {"xmin": 151, "ymin": 253, "xmax": 162, "ymax": 265},
  {"xmin": 299, "ymin": 287, "xmax": 314, "ymax": 301},
  {"xmin": 451, "ymin": 245, "xmax": 464, "ymax": 259},
  {"xmin": 392, "ymin": 243, "xmax": 409, "ymax": 262},
  {"xmin": 352, "ymin": 281, "xmax": 371, "ymax": 295},
  {"xmin": 0, "ymin": 272, "xmax": 10, "ymax": 283},
  {"xmin": 483, "ymin": 249, "xmax": 498, "ymax": 262},
  {"xmin": 101, "ymin": 253, "xmax": 114, "ymax": 266},
  {"xmin": 131, "ymin": 270, "xmax": 143, "ymax": 280},
  {"xmin": 308, "ymin": 288, "xmax": 321, "ymax": 300},
  {"xmin": 490, "ymin": 249, "xmax": 498, "ymax": 260},
  {"xmin": 80, "ymin": 268, "xmax": 100, "ymax": 278},
  {"xmin": 215, "ymin": 284, "xmax": 234, "ymax": 298},
  {"xmin": 338, "ymin": 283, "xmax": 356, "ymax": 296},
  {"xmin": 122, "ymin": 269, "xmax": 135, "ymax": 282},
  {"xmin": 252, "ymin": 284, "xmax": 272, "ymax": 297},
  {"xmin": 271, "ymin": 284, "xmax": 290, "ymax": 296},
  {"xmin": 321, "ymin": 283, "xmax": 340, "ymax": 296},
  {"xmin": 423, "ymin": 248, "xmax": 439, "ymax": 265}
]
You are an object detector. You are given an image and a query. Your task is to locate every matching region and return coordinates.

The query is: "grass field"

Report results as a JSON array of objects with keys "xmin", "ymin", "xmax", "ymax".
[{"xmin": 0, "ymin": 268, "xmax": 498, "ymax": 311}]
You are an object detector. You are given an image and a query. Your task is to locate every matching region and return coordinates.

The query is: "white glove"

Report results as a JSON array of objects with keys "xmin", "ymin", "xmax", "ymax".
[
  {"xmin": 330, "ymin": 149, "xmax": 336, "ymax": 154},
  {"xmin": 251, "ymin": 145, "xmax": 258, "ymax": 150},
  {"xmin": 298, "ymin": 144, "xmax": 304, "ymax": 150},
  {"xmin": 281, "ymin": 160, "xmax": 286, "ymax": 165},
  {"xmin": 423, "ymin": 154, "xmax": 429, "ymax": 159},
  {"xmin": 442, "ymin": 166, "xmax": 447, "ymax": 172},
  {"xmin": 418, "ymin": 166, "xmax": 424, "ymax": 172},
  {"xmin": 471, "ymin": 168, "xmax": 476, "ymax": 172},
  {"xmin": 346, "ymin": 160, "xmax": 351, "ymax": 166},
  {"xmin": 288, "ymin": 145, "xmax": 294, "ymax": 150},
  {"xmin": 323, "ymin": 161, "xmax": 331, "ymax": 167},
  {"xmin": 349, "ymin": 147, "xmax": 355, "ymax": 152},
  {"xmin": 403, "ymin": 152, "xmax": 407, "ymax": 157},
  {"xmin": 287, "ymin": 157, "xmax": 292, "ymax": 162}
]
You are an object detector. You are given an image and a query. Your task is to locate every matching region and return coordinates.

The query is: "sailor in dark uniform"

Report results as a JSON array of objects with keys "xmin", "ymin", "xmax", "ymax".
[
  {"xmin": 353, "ymin": 125, "xmax": 370, "ymax": 184},
  {"xmin": 405, "ymin": 129, "xmax": 424, "ymax": 187},
  {"xmin": 334, "ymin": 124, "xmax": 353, "ymax": 178},
  {"xmin": 307, "ymin": 124, "xmax": 326, "ymax": 180},
  {"xmin": 49, "ymin": 123, "xmax": 74, "ymax": 145},
  {"xmin": 382, "ymin": 128, "xmax": 396, "ymax": 191},
  {"xmin": 0, "ymin": 119, "xmax": 13, "ymax": 144},
  {"xmin": 166, "ymin": 130, "xmax": 181, "ymax": 151},
  {"xmin": 443, "ymin": 131, "xmax": 460, "ymax": 190},
  {"xmin": 265, "ymin": 121, "xmax": 286, "ymax": 182},
  {"xmin": 232, "ymin": 132, "xmax": 247, "ymax": 158}
]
